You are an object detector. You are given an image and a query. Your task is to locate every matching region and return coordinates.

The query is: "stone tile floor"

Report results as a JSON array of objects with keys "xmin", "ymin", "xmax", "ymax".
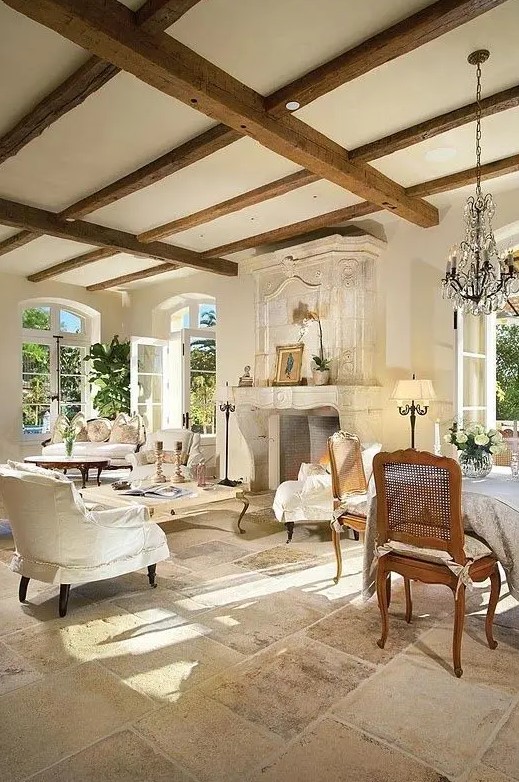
[{"xmin": 0, "ymin": 492, "xmax": 518, "ymax": 781}]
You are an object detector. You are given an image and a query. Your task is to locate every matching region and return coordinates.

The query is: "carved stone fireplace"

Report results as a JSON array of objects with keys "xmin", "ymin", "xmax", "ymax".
[{"xmin": 233, "ymin": 233, "xmax": 385, "ymax": 491}]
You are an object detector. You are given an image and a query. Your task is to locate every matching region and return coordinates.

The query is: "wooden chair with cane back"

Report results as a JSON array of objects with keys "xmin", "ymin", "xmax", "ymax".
[
  {"xmin": 373, "ymin": 449, "xmax": 501, "ymax": 677},
  {"xmin": 328, "ymin": 431, "xmax": 370, "ymax": 583}
]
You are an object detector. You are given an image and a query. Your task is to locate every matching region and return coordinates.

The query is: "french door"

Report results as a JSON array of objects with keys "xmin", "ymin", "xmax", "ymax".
[
  {"xmin": 454, "ymin": 310, "xmax": 496, "ymax": 428},
  {"xmin": 130, "ymin": 330, "xmax": 216, "ymax": 434}
]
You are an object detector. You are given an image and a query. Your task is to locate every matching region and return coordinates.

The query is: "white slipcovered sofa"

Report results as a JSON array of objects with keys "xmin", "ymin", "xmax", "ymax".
[
  {"xmin": 42, "ymin": 413, "xmax": 145, "ymax": 468},
  {"xmin": 127, "ymin": 428, "xmax": 203, "ymax": 480},
  {"xmin": 273, "ymin": 442, "xmax": 382, "ymax": 525},
  {"xmin": 0, "ymin": 461, "xmax": 169, "ymax": 616}
]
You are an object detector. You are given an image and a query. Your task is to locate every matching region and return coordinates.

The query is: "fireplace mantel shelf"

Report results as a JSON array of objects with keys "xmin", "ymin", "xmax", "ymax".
[{"xmin": 233, "ymin": 384, "xmax": 382, "ymax": 411}]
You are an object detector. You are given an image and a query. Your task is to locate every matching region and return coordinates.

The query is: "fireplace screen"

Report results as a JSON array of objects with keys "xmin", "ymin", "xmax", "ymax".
[{"xmin": 279, "ymin": 414, "xmax": 340, "ymax": 482}]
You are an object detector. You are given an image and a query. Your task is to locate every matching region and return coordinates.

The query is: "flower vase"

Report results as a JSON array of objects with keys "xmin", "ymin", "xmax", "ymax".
[
  {"xmin": 458, "ymin": 450, "xmax": 492, "ymax": 479},
  {"xmin": 64, "ymin": 437, "xmax": 75, "ymax": 458},
  {"xmin": 312, "ymin": 369, "xmax": 330, "ymax": 386}
]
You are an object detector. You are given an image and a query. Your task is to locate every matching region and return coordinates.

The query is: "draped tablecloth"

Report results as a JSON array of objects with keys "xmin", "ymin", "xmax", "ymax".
[{"xmin": 362, "ymin": 467, "xmax": 519, "ymax": 601}]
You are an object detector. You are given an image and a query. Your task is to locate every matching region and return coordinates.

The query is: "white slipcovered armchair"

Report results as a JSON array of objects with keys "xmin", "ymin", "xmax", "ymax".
[
  {"xmin": 127, "ymin": 428, "xmax": 203, "ymax": 480},
  {"xmin": 0, "ymin": 462, "xmax": 169, "ymax": 617}
]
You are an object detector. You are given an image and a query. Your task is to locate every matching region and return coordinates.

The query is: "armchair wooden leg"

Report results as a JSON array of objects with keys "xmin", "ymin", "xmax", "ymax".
[
  {"xmin": 285, "ymin": 522, "xmax": 294, "ymax": 544},
  {"xmin": 404, "ymin": 577, "xmax": 412, "ymax": 623},
  {"xmin": 386, "ymin": 574, "xmax": 392, "ymax": 608},
  {"xmin": 19, "ymin": 576, "xmax": 30, "ymax": 603},
  {"xmin": 59, "ymin": 584, "xmax": 70, "ymax": 617},
  {"xmin": 332, "ymin": 524, "xmax": 343, "ymax": 584},
  {"xmin": 452, "ymin": 584, "xmax": 466, "ymax": 678},
  {"xmin": 486, "ymin": 564, "xmax": 501, "ymax": 650},
  {"xmin": 147, "ymin": 564, "xmax": 157, "ymax": 588},
  {"xmin": 376, "ymin": 562, "xmax": 389, "ymax": 649}
]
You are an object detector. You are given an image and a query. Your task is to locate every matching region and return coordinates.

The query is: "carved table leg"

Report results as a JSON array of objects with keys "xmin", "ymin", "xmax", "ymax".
[
  {"xmin": 147, "ymin": 564, "xmax": 157, "ymax": 588},
  {"xmin": 96, "ymin": 466, "xmax": 102, "ymax": 486},
  {"xmin": 237, "ymin": 496, "xmax": 249, "ymax": 533},
  {"xmin": 79, "ymin": 465, "xmax": 88, "ymax": 489},
  {"xmin": 285, "ymin": 521, "xmax": 295, "ymax": 543}
]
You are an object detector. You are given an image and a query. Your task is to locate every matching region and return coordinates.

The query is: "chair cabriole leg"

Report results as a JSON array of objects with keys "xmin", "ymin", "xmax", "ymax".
[
  {"xmin": 452, "ymin": 583, "xmax": 466, "ymax": 677},
  {"xmin": 147, "ymin": 564, "xmax": 157, "ymax": 588},
  {"xmin": 59, "ymin": 584, "xmax": 70, "ymax": 617},
  {"xmin": 285, "ymin": 521, "xmax": 294, "ymax": 544},
  {"xmin": 332, "ymin": 524, "xmax": 343, "ymax": 584},
  {"xmin": 386, "ymin": 573, "xmax": 391, "ymax": 608},
  {"xmin": 404, "ymin": 577, "xmax": 412, "ymax": 623},
  {"xmin": 486, "ymin": 564, "xmax": 501, "ymax": 650},
  {"xmin": 376, "ymin": 562, "xmax": 389, "ymax": 649},
  {"xmin": 19, "ymin": 576, "xmax": 30, "ymax": 603}
]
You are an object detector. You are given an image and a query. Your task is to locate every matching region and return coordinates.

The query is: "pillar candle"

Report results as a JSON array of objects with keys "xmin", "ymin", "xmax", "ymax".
[
  {"xmin": 156, "ymin": 440, "xmax": 163, "ymax": 451},
  {"xmin": 434, "ymin": 419, "xmax": 441, "ymax": 456}
]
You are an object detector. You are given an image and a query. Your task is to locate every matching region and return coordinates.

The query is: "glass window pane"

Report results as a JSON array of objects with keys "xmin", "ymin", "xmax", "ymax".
[
  {"xmin": 190, "ymin": 336, "xmax": 216, "ymax": 372},
  {"xmin": 22, "ymin": 307, "xmax": 50, "ymax": 330},
  {"xmin": 190, "ymin": 372, "xmax": 216, "ymax": 434},
  {"xmin": 138, "ymin": 344, "xmax": 163, "ymax": 373},
  {"xmin": 170, "ymin": 307, "xmax": 189, "ymax": 332},
  {"xmin": 60, "ymin": 345, "xmax": 84, "ymax": 374},
  {"xmin": 60, "ymin": 310, "xmax": 84, "ymax": 334},
  {"xmin": 138, "ymin": 404, "xmax": 162, "ymax": 433},
  {"xmin": 61, "ymin": 375, "xmax": 82, "ymax": 402},
  {"xmin": 22, "ymin": 342, "xmax": 51, "ymax": 435},
  {"xmin": 60, "ymin": 403, "xmax": 83, "ymax": 419},
  {"xmin": 138, "ymin": 375, "xmax": 162, "ymax": 404},
  {"xmin": 198, "ymin": 304, "xmax": 216, "ymax": 328}
]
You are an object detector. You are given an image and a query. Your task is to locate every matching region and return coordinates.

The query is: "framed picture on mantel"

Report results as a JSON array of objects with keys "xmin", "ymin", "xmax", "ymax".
[{"xmin": 273, "ymin": 343, "xmax": 304, "ymax": 385}]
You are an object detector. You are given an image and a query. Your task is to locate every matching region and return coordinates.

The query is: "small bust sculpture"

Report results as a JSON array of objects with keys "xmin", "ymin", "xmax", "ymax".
[{"xmin": 238, "ymin": 365, "xmax": 253, "ymax": 386}]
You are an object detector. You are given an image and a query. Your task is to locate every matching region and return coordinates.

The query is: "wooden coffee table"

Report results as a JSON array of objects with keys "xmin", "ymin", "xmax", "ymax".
[
  {"xmin": 81, "ymin": 481, "xmax": 250, "ymax": 532},
  {"xmin": 24, "ymin": 456, "xmax": 110, "ymax": 489}
]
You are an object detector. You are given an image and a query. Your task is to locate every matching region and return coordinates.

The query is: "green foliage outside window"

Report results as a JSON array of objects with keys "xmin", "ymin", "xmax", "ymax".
[{"xmin": 496, "ymin": 323, "xmax": 519, "ymax": 423}]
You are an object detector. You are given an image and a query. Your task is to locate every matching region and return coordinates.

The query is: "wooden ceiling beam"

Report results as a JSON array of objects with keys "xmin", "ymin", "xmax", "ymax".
[
  {"xmin": 0, "ymin": 197, "xmax": 236, "ymax": 275},
  {"xmin": 28, "ymin": 247, "xmax": 119, "ymax": 282},
  {"xmin": 136, "ymin": 0, "xmax": 203, "ymax": 32},
  {"xmin": 86, "ymin": 263, "xmax": 178, "ymax": 291},
  {"xmin": 351, "ymin": 84, "xmax": 519, "ymax": 163},
  {"xmin": 61, "ymin": 124, "xmax": 239, "ymax": 218},
  {"xmin": 0, "ymin": 0, "xmax": 198, "ymax": 167},
  {"xmin": 4, "ymin": 0, "xmax": 438, "ymax": 229},
  {"xmin": 407, "ymin": 152, "xmax": 519, "ymax": 198},
  {"xmin": 0, "ymin": 57, "xmax": 120, "ymax": 165},
  {"xmin": 200, "ymin": 201, "xmax": 380, "ymax": 257},
  {"xmin": 266, "ymin": 0, "xmax": 509, "ymax": 115},
  {"xmin": 48, "ymin": 153, "xmax": 519, "ymax": 288},
  {"xmin": 0, "ymin": 229, "xmax": 39, "ymax": 257},
  {"xmin": 138, "ymin": 169, "xmax": 320, "ymax": 242}
]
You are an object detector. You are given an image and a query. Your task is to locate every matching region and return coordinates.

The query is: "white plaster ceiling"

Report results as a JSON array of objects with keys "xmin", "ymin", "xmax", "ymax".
[{"xmin": 0, "ymin": 0, "xmax": 517, "ymax": 290}]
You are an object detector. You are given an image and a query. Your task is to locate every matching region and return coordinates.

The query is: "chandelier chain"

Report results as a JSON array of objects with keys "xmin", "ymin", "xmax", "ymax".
[{"xmin": 475, "ymin": 60, "xmax": 482, "ymax": 196}]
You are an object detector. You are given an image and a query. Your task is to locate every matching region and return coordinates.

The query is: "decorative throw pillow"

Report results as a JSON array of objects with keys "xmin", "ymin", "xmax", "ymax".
[
  {"xmin": 71, "ymin": 412, "xmax": 89, "ymax": 442},
  {"xmin": 109, "ymin": 413, "xmax": 140, "ymax": 445},
  {"xmin": 50, "ymin": 414, "xmax": 68, "ymax": 444},
  {"xmin": 87, "ymin": 418, "xmax": 112, "ymax": 442}
]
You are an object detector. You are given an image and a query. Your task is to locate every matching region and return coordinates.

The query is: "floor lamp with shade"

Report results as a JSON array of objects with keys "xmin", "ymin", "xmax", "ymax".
[
  {"xmin": 391, "ymin": 375, "xmax": 436, "ymax": 449},
  {"xmin": 215, "ymin": 382, "xmax": 239, "ymax": 487}
]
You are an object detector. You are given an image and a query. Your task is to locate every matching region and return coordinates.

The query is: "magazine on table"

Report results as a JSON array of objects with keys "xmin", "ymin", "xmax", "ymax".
[{"xmin": 120, "ymin": 484, "xmax": 196, "ymax": 499}]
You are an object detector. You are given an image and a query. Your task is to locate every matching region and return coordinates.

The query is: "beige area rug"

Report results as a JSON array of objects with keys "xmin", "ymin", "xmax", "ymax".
[{"xmin": 236, "ymin": 545, "xmax": 320, "ymax": 575}]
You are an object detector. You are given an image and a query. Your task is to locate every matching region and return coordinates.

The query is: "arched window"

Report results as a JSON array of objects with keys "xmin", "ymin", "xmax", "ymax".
[{"xmin": 21, "ymin": 301, "xmax": 96, "ymax": 438}]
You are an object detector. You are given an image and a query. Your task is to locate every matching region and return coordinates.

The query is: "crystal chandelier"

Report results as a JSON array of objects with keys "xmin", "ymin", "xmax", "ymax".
[{"xmin": 442, "ymin": 49, "xmax": 517, "ymax": 316}]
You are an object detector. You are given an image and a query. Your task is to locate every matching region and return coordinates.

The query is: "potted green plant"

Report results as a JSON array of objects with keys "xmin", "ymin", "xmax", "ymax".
[
  {"xmin": 298, "ymin": 311, "xmax": 331, "ymax": 386},
  {"xmin": 445, "ymin": 422, "xmax": 505, "ymax": 478},
  {"xmin": 84, "ymin": 336, "xmax": 131, "ymax": 418}
]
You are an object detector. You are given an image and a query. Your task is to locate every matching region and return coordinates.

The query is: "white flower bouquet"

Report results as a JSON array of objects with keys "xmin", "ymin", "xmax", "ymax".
[{"xmin": 444, "ymin": 422, "xmax": 506, "ymax": 458}]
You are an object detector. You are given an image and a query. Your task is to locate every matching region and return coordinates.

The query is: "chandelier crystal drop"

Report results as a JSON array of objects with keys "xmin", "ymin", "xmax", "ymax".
[{"xmin": 442, "ymin": 49, "xmax": 518, "ymax": 316}]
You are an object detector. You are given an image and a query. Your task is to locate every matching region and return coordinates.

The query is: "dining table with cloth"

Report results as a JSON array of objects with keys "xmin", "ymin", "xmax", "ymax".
[{"xmin": 362, "ymin": 466, "xmax": 519, "ymax": 601}]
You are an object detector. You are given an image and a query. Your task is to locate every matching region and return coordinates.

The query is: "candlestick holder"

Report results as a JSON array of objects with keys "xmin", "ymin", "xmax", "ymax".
[
  {"xmin": 174, "ymin": 441, "xmax": 185, "ymax": 483},
  {"xmin": 153, "ymin": 440, "xmax": 167, "ymax": 483}
]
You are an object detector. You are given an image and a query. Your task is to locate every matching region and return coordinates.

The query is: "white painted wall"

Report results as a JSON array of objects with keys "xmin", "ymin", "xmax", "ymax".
[{"xmin": 0, "ymin": 273, "xmax": 125, "ymax": 462}]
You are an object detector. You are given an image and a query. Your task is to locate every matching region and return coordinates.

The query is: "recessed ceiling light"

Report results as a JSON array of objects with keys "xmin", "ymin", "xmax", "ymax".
[
  {"xmin": 285, "ymin": 101, "xmax": 301, "ymax": 111},
  {"xmin": 425, "ymin": 147, "xmax": 457, "ymax": 163}
]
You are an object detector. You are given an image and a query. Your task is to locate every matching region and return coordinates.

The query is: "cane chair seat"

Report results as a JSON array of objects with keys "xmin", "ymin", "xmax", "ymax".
[{"xmin": 373, "ymin": 449, "xmax": 501, "ymax": 678}]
